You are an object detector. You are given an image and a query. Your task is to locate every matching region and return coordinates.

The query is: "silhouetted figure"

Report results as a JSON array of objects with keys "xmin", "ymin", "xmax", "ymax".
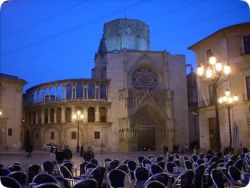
[
  {"xmin": 55, "ymin": 148, "xmax": 64, "ymax": 164},
  {"xmin": 50, "ymin": 145, "xmax": 54, "ymax": 157},
  {"xmin": 83, "ymin": 146, "xmax": 94, "ymax": 161},
  {"xmin": 184, "ymin": 144, "xmax": 189, "ymax": 153},
  {"xmin": 63, "ymin": 146, "xmax": 72, "ymax": 160},
  {"xmin": 163, "ymin": 146, "xmax": 168, "ymax": 156},
  {"xmin": 80, "ymin": 145, "xmax": 84, "ymax": 157},
  {"xmin": 26, "ymin": 144, "xmax": 33, "ymax": 158}
]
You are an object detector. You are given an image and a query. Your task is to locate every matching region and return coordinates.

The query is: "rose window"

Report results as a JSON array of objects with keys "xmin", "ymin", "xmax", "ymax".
[{"xmin": 132, "ymin": 68, "xmax": 157, "ymax": 90}]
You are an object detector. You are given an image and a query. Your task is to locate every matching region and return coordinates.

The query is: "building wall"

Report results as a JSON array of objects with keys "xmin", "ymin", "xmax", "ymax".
[
  {"xmin": 168, "ymin": 54, "xmax": 189, "ymax": 147},
  {"xmin": 24, "ymin": 79, "xmax": 111, "ymax": 153},
  {"xmin": 0, "ymin": 74, "xmax": 26, "ymax": 150},
  {"xmin": 189, "ymin": 23, "xmax": 250, "ymax": 150},
  {"xmin": 105, "ymin": 49, "xmax": 189, "ymax": 152}
]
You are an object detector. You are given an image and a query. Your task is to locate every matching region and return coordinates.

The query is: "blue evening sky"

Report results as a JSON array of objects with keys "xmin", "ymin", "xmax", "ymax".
[{"xmin": 0, "ymin": 0, "xmax": 249, "ymax": 90}]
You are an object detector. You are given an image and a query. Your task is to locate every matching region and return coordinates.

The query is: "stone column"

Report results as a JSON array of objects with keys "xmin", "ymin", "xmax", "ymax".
[
  {"xmin": 36, "ymin": 89, "xmax": 39, "ymax": 103},
  {"xmin": 48, "ymin": 87, "xmax": 51, "ymax": 102},
  {"xmin": 95, "ymin": 106, "xmax": 100, "ymax": 122},
  {"xmin": 95, "ymin": 84, "xmax": 99, "ymax": 99},
  {"xmin": 61, "ymin": 106, "xmax": 65, "ymax": 123},
  {"xmin": 85, "ymin": 86, "xmax": 88, "ymax": 99},
  {"xmin": 107, "ymin": 108, "xmax": 111, "ymax": 122},
  {"xmin": 31, "ymin": 92, "xmax": 34, "ymax": 104},
  {"xmin": 83, "ymin": 107, "xmax": 87, "ymax": 123},
  {"xmin": 62, "ymin": 85, "xmax": 65, "ymax": 100},
  {"xmin": 31, "ymin": 111, "xmax": 34, "ymax": 125},
  {"xmin": 43, "ymin": 88, "xmax": 46, "ymax": 103},
  {"xmin": 41, "ymin": 109, "xmax": 45, "ymax": 124},
  {"xmin": 36, "ymin": 111, "xmax": 39, "ymax": 124},
  {"xmin": 74, "ymin": 85, "xmax": 76, "ymax": 99},
  {"xmin": 54, "ymin": 109, "xmax": 57, "ymax": 123},
  {"xmin": 55, "ymin": 85, "xmax": 58, "ymax": 101},
  {"xmin": 72, "ymin": 105, "xmax": 75, "ymax": 119},
  {"xmin": 48, "ymin": 109, "xmax": 51, "ymax": 124},
  {"xmin": 106, "ymin": 84, "xmax": 108, "ymax": 100},
  {"xmin": 83, "ymin": 83, "xmax": 85, "ymax": 99},
  {"xmin": 71, "ymin": 84, "xmax": 74, "ymax": 100}
]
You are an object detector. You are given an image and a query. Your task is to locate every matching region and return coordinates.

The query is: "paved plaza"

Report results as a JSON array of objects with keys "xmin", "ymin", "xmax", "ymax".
[{"xmin": 0, "ymin": 150, "xmax": 162, "ymax": 168}]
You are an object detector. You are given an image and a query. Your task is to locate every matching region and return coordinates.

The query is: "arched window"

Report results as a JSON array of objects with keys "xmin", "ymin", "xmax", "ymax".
[
  {"xmin": 100, "ymin": 84, "xmax": 107, "ymax": 99},
  {"xmin": 45, "ymin": 109, "xmax": 48, "ymax": 124},
  {"xmin": 32, "ymin": 111, "xmax": 36, "ymax": 125},
  {"xmin": 50, "ymin": 108, "xmax": 54, "ymax": 123},
  {"xmin": 100, "ymin": 107, "xmax": 107, "ymax": 122},
  {"xmin": 132, "ymin": 67, "xmax": 157, "ymax": 90},
  {"xmin": 57, "ymin": 108, "xmax": 61, "ymax": 123},
  {"xmin": 88, "ymin": 83, "xmax": 95, "ymax": 99},
  {"xmin": 88, "ymin": 107, "xmax": 95, "ymax": 122},
  {"xmin": 66, "ymin": 107, "xmax": 72, "ymax": 122},
  {"xmin": 66, "ymin": 84, "xmax": 72, "ymax": 100},
  {"xmin": 76, "ymin": 83, "xmax": 83, "ymax": 99}
]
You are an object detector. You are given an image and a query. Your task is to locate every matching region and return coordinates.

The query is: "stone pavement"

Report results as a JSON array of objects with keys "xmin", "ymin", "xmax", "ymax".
[{"xmin": 0, "ymin": 150, "xmax": 163, "ymax": 168}]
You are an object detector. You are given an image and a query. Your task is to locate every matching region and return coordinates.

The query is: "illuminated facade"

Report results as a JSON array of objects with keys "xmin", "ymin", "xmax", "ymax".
[
  {"xmin": 0, "ymin": 74, "xmax": 26, "ymax": 150},
  {"xmin": 189, "ymin": 22, "xmax": 250, "ymax": 151},
  {"xmin": 24, "ymin": 19, "xmax": 189, "ymax": 152}
]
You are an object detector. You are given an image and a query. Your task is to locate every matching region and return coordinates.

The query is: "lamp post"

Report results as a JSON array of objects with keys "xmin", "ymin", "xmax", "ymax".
[
  {"xmin": 72, "ymin": 110, "xmax": 84, "ymax": 153},
  {"xmin": 197, "ymin": 56, "xmax": 231, "ymax": 151},
  {"xmin": 218, "ymin": 90, "xmax": 238, "ymax": 149}
]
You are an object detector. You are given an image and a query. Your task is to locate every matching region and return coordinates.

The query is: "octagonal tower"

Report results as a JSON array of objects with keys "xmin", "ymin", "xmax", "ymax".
[{"xmin": 103, "ymin": 18, "xmax": 150, "ymax": 51}]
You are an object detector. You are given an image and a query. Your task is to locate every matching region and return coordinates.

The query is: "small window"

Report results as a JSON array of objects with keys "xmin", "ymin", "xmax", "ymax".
[
  {"xmin": 36, "ymin": 132, "xmax": 39, "ymax": 139},
  {"xmin": 94, "ymin": 131, "xmax": 100, "ymax": 139},
  {"xmin": 206, "ymin": 49, "xmax": 213, "ymax": 60},
  {"xmin": 72, "ymin": 132, "xmax": 76, "ymax": 139},
  {"xmin": 8, "ymin": 128, "xmax": 12, "ymax": 136},
  {"xmin": 246, "ymin": 76, "xmax": 250, "ymax": 100},
  {"xmin": 51, "ymin": 132, "xmax": 54, "ymax": 140},
  {"xmin": 244, "ymin": 36, "xmax": 250, "ymax": 54}
]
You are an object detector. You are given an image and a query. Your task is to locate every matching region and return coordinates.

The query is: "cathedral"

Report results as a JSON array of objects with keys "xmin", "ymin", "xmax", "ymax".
[{"xmin": 23, "ymin": 18, "xmax": 189, "ymax": 153}]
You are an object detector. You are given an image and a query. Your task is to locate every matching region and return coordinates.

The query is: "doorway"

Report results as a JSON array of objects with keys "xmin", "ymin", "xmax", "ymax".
[
  {"xmin": 138, "ymin": 127, "xmax": 155, "ymax": 150},
  {"xmin": 208, "ymin": 117, "xmax": 217, "ymax": 151}
]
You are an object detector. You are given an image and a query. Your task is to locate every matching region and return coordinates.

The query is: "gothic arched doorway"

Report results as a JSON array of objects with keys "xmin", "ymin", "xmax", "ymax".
[{"xmin": 131, "ymin": 105, "xmax": 167, "ymax": 151}]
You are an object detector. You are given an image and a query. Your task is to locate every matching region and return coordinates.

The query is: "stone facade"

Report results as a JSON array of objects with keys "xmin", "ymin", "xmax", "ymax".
[
  {"xmin": 0, "ymin": 74, "xmax": 26, "ymax": 151},
  {"xmin": 24, "ymin": 18, "xmax": 189, "ymax": 153},
  {"xmin": 186, "ymin": 70, "xmax": 199, "ymax": 144},
  {"xmin": 189, "ymin": 22, "xmax": 250, "ymax": 151}
]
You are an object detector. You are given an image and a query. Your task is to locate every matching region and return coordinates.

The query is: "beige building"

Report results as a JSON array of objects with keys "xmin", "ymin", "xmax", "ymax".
[
  {"xmin": 24, "ymin": 18, "xmax": 189, "ymax": 153},
  {"xmin": 0, "ymin": 74, "xmax": 26, "ymax": 150},
  {"xmin": 189, "ymin": 22, "xmax": 250, "ymax": 151}
]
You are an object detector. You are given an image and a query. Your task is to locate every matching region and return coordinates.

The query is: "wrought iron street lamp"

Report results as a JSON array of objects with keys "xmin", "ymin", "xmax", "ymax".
[
  {"xmin": 197, "ymin": 56, "xmax": 231, "ymax": 151},
  {"xmin": 218, "ymin": 90, "xmax": 238, "ymax": 149},
  {"xmin": 72, "ymin": 110, "xmax": 84, "ymax": 153}
]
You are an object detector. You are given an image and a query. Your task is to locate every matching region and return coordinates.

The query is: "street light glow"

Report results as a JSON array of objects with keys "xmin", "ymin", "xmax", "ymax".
[
  {"xmin": 197, "ymin": 66, "xmax": 204, "ymax": 76},
  {"xmin": 209, "ymin": 56, "xmax": 217, "ymax": 65},
  {"xmin": 197, "ymin": 55, "xmax": 231, "ymax": 151},
  {"xmin": 223, "ymin": 65, "xmax": 231, "ymax": 75},
  {"xmin": 206, "ymin": 69, "xmax": 213, "ymax": 78},
  {"xmin": 215, "ymin": 62, "xmax": 223, "ymax": 72},
  {"xmin": 218, "ymin": 89, "xmax": 238, "ymax": 149},
  {"xmin": 77, "ymin": 110, "xmax": 81, "ymax": 115}
]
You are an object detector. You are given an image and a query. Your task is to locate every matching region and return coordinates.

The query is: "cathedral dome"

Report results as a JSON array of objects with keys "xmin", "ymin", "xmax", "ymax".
[{"xmin": 103, "ymin": 18, "xmax": 150, "ymax": 52}]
